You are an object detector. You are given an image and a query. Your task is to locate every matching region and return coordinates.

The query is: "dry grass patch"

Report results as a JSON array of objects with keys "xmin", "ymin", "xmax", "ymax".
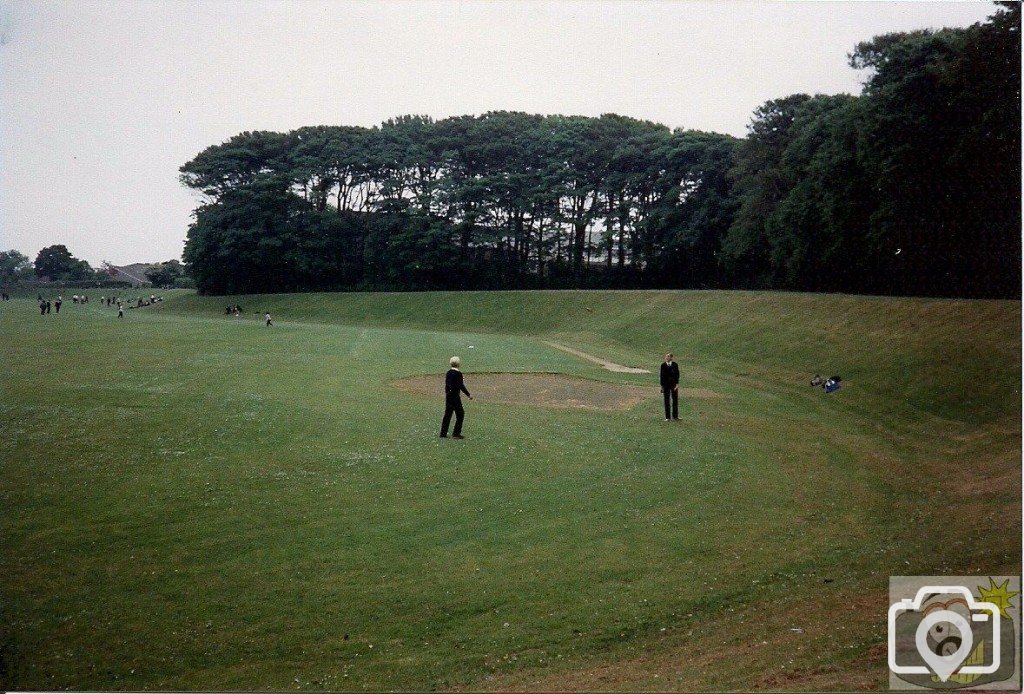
[
  {"xmin": 394, "ymin": 372, "xmax": 665, "ymax": 411},
  {"xmin": 680, "ymin": 387, "xmax": 723, "ymax": 400},
  {"xmin": 394, "ymin": 373, "xmax": 725, "ymax": 411}
]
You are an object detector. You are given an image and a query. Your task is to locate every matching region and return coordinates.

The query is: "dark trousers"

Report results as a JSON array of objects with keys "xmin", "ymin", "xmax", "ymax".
[
  {"xmin": 441, "ymin": 397, "xmax": 465, "ymax": 436},
  {"xmin": 663, "ymin": 387, "xmax": 679, "ymax": 419}
]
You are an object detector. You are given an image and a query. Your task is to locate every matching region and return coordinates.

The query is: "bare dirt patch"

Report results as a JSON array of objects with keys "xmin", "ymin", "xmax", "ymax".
[
  {"xmin": 542, "ymin": 341, "xmax": 651, "ymax": 373},
  {"xmin": 394, "ymin": 373, "xmax": 724, "ymax": 411},
  {"xmin": 394, "ymin": 372, "xmax": 658, "ymax": 411}
]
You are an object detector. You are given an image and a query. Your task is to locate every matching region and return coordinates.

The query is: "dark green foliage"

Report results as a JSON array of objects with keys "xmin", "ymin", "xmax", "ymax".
[
  {"xmin": 144, "ymin": 260, "xmax": 188, "ymax": 288},
  {"xmin": 180, "ymin": 5, "xmax": 1019, "ymax": 297},
  {"xmin": 849, "ymin": 2, "xmax": 1021, "ymax": 297},
  {"xmin": 33, "ymin": 245, "xmax": 95, "ymax": 282},
  {"xmin": 722, "ymin": 94, "xmax": 877, "ymax": 293},
  {"xmin": 363, "ymin": 214, "xmax": 463, "ymax": 290},
  {"xmin": 0, "ymin": 250, "xmax": 33, "ymax": 285}
]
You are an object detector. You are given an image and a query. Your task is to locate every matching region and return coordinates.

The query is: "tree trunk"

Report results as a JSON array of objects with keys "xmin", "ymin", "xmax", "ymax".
[
  {"xmin": 606, "ymin": 194, "xmax": 615, "ymax": 269},
  {"xmin": 572, "ymin": 221, "xmax": 584, "ymax": 272},
  {"xmin": 537, "ymin": 220, "xmax": 545, "ymax": 280},
  {"xmin": 618, "ymin": 202, "xmax": 628, "ymax": 268},
  {"xmin": 461, "ymin": 204, "xmax": 474, "ymax": 254},
  {"xmin": 586, "ymin": 224, "xmax": 593, "ymax": 267}
]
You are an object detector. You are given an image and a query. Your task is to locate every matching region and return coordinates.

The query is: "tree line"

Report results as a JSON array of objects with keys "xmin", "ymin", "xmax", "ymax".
[
  {"xmin": 0, "ymin": 246, "xmax": 190, "ymax": 289},
  {"xmin": 181, "ymin": 3, "xmax": 1019, "ymax": 298}
]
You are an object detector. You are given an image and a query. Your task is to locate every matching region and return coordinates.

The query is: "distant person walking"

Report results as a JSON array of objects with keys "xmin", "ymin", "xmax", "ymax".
[
  {"xmin": 440, "ymin": 356, "xmax": 472, "ymax": 439},
  {"xmin": 265, "ymin": 312, "xmax": 272, "ymax": 327},
  {"xmin": 39, "ymin": 299, "xmax": 46, "ymax": 315},
  {"xmin": 660, "ymin": 353, "xmax": 680, "ymax": 421},
  {"xmin": 45, "ymin": 300, "xmax": 51, "ymax": 314},
  {"xmin": 54, "ymin": 297, "xmax": 62, "ymax": 313},
  {"xmin": 117, "ymin": 304, "xmax": 124, "ymax": 319}
]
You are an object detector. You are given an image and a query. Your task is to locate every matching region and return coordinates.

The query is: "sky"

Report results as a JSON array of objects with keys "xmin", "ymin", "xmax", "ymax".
[{"xmin": 0, "ymin": 0, "xmax": 999, "ymax": 267}]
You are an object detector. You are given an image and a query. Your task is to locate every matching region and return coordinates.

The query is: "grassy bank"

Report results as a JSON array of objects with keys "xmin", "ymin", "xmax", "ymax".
[{"xmin": 1, "ymin": 290, "xmax": 1019, "ymax": 690}]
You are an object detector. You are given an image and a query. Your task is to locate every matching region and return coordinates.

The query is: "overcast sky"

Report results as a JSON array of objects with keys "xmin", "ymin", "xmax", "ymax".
[{"xmin": 0, "ymin": 0, "xmax": 998, "ymax": 266}]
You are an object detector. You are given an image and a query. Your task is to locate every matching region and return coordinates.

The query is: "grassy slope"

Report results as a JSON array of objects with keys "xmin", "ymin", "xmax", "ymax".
[
  {"xmin": 171, "ymin": 289, "xmax": 1019, "ymax": 425},
  {"xmin": 1, "ymin": 290, "xmax": 1019, "ymax": 691}
]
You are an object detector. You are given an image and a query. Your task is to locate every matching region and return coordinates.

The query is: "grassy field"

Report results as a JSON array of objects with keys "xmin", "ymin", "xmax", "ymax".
[{"xmin": 1, "ymin": 289, "xmax": 1019, "ymax": 691}]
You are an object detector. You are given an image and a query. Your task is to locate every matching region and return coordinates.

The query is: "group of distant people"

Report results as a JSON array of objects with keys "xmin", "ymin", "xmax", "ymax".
[
  {"xmin": 37, "ymin": 294, "xmax": 89, "ymax": 315},
  {"xmin": 31, "ymin": 292, "xmax": 165, "ymax": 318},
  {"xmin": 132, "ymin": 294, "xmax": 164, "ymax": 308},
  {"xmin": 224, "ymin": 304, "xmax": 273, "ymax": 326}
]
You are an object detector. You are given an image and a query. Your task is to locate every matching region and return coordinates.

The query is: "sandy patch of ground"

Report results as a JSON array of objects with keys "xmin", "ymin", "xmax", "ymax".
[
  {"xmin": 542, "ymin": 341, "xmax": 651, "ymax": 373},
  {"xmin": 394, "ymin": 373, "xmax": 723, "ymax": 411},
  {"xmin": 394, "ymin": 372, "xmax": 656, "ymax": 411}
]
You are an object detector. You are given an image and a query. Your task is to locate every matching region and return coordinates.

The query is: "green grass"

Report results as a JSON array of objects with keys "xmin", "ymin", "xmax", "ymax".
[{"xmin": 1, "ymin": 290, "xmax": 1019, "ymax": 691}]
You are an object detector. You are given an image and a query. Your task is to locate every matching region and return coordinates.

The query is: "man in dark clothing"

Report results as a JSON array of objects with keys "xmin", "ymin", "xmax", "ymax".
[
  {"xmin": 660, "ymin": 353, "xmax": 680, "ymax": 421},
  {"xmin": 39, "ymin": 299, "xmax": 46, "ymax": 315},
  {"xmin": 45, "ymin": 300, "xmax": 51, "ymax": 314},
  {"xmin": 440, "ymin": 356, "xmax": 472, "ymax": 439}
]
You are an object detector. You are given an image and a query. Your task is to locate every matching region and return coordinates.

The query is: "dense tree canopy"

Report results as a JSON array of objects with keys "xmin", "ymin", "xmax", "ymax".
[
  {"xmin": 145, "ymin": 260, "xmax": 188, "ymax": 287},
  {"xmin": 0, "ymin": 250, "xmax": 33, "ymax": 285},
  {"xmin": 33, "ymin": 245, "xmax": 96, "ymax": 282},
  {"xmin": 182, "ymin": 5, "xmax": 1019, "ymax": 298}
]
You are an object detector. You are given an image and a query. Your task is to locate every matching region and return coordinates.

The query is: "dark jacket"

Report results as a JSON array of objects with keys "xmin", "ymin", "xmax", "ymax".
[
  {"xmin": 445, "ymin": 368, "xmax": 471, "ymax": 399},
  {"xmin": 660, "ymin": 361, "xmax": 680, "ymax": 389}
]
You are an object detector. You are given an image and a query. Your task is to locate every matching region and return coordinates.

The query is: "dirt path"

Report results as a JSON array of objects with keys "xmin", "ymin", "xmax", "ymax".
[{"xmin": 542, "ymin": 341, "xmax": 651, "ymax": 374}]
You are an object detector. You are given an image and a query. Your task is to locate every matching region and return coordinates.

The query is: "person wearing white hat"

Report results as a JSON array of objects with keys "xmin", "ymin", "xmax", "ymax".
[{"xmin": 440, "ymin": 356, "xmax": 472, "ymax": 439}]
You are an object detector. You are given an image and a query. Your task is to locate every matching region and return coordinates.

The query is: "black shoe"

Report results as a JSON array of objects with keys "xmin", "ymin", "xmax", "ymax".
[
  {"xmin": 452, "ymin": 434, "xmax": 465, "ymax": 439},
  {"xmin": 439, "ymin": 434, "xmax": 448, "ymax": 438}
]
